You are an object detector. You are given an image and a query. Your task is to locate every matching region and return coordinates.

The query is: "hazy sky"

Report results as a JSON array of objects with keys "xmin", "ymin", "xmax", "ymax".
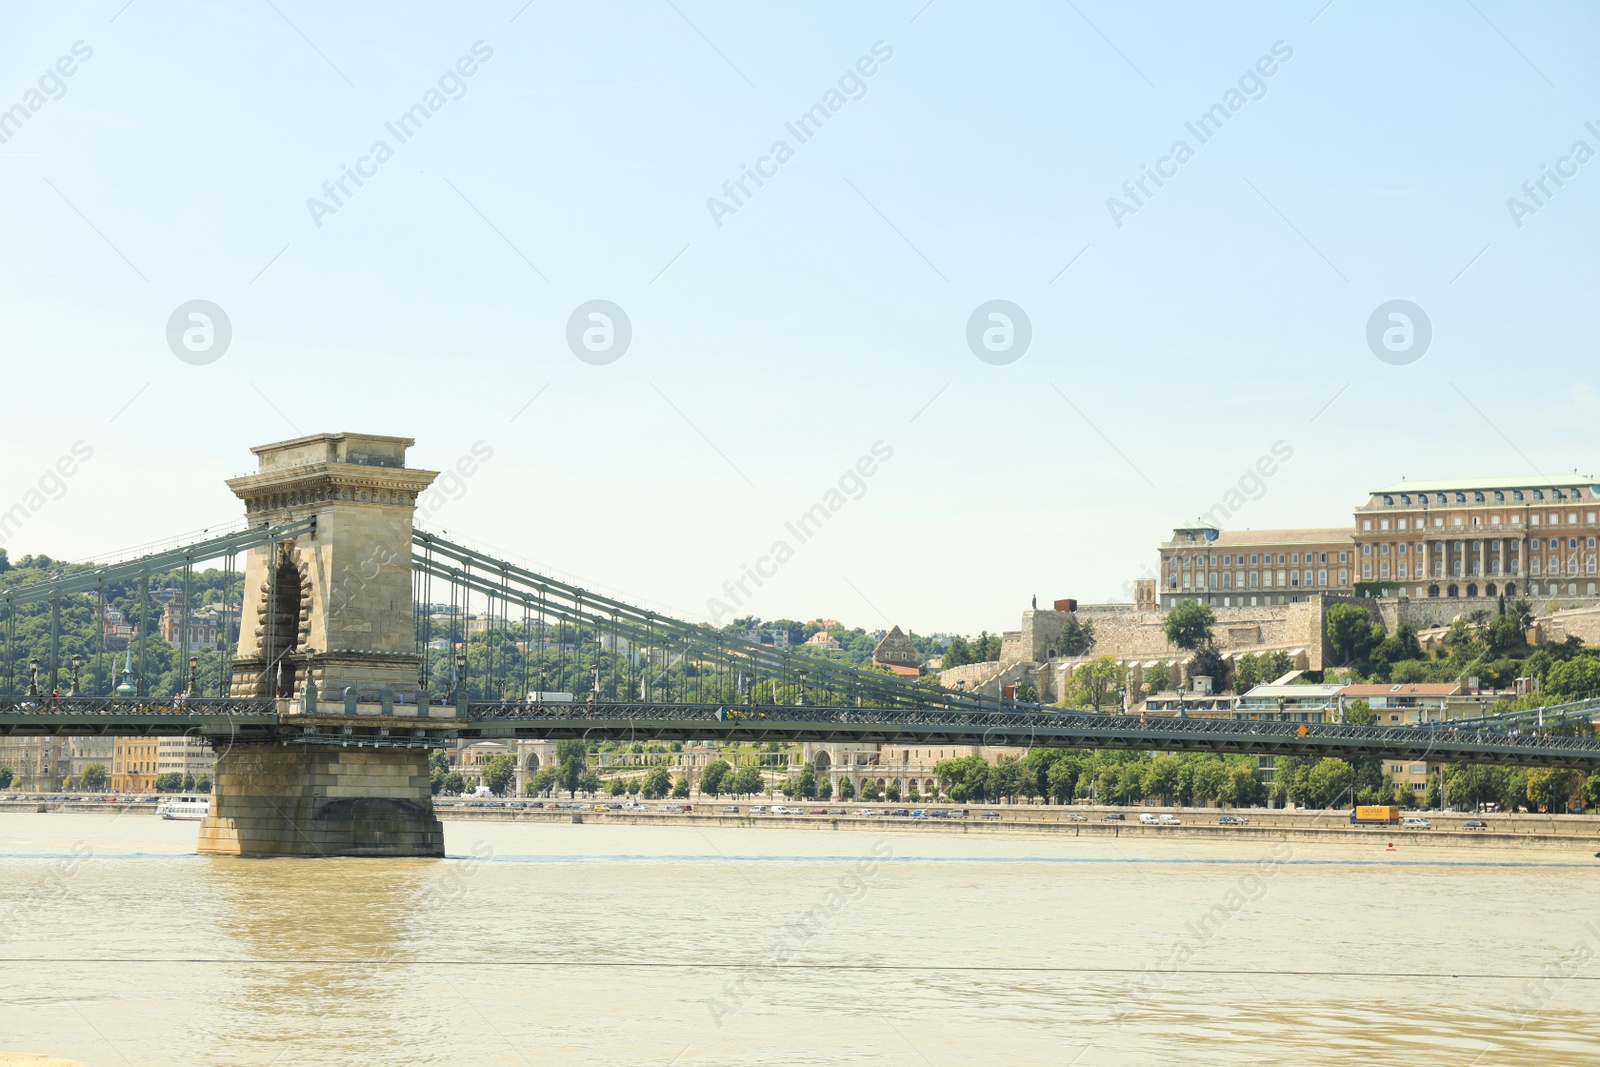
[{"xmin": 1, "ymin": 1, "xmax": 1596, "ymax": 635}]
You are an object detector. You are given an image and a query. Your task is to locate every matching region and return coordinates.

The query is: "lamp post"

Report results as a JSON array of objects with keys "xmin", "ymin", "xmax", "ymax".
[
  {"xmin": 68, "ymin": 655, "xmax": 82, "ymax": 698},
  {"xmin": 186, "ymin": 654, "xmax": 200, "ymax": 698},
  {"xmin": 27, "ymin": 658, "xmax": 39, "ymax": 698},
  {"xmin": 796, "ymin": 669, "xmax": 807, "ymax": 706},
  {"xmin": 454, "ymin": 652, "xmax": 468, "ymax": 703}
]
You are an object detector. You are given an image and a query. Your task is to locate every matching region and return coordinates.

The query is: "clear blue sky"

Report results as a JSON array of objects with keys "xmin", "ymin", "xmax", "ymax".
[{"xmin": 2, "ymin": 1, "xmax": 1597, "ymax": 634}]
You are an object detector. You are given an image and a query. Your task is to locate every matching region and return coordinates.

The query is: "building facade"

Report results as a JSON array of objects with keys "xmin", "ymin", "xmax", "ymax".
[
  {"xmin": 112, "ymin": 737, "xmax": 160, "ymax": 792},
  {"xmin": 1167, "ymin": 474, "xmax": 1600, "ymax": 609},
  {"xmin": 1160, "ymin": 527, "xmax": 1356, "ymax": 608},
  {"xmin": 1355, "ymin": 476, "xmax": 1600, "ymax": 599},
  {"xmin": 0, "ymin": 737, "xmax": 67, "ymax": 792}
]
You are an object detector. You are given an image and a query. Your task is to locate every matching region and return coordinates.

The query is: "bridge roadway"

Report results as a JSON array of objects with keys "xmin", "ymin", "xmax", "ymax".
[{"xmin": 3, "ymin": 697, "xmax": 1600, "ymax": 769}]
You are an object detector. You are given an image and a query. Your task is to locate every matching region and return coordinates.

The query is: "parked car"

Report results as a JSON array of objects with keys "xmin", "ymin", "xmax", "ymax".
[
  {"xmin": 1402, "ymin": 817, "xmax": 1432, "ymax": 830},
  {"xmin": 930, "ymin": 809, "xmax": 951, "ymax": 818},
  {"xmin": 1138, "ymin": 813, "xmax": 1160, "ymax": 825},
  {"xmin": 748, "ymin": 805, "xmax": 767, "ymax": 814},
  {"xmin": 911, "ymin": 809, "xmax": 929, "ymax": 819},
  {"xmin": 721, "ymin": 805, "xmax": 740, "ymax": 814},
  {"xmin": 1158, "ymin": 814, "xmax": 1181, "ymax": 826},
  {"xmin": 856, "ymin": 809, "xmax": 878, "ymax": 817},
  {"xmin": 1462, "ymin": 819, "xmax": 1489, "ymax": 830},
  {"xmin": 891, "ymin": 808, "xmax": 911, "ymax": 817},
  {"xmin": 1218, "ymin": 814, "xmax": 1246, "ymax": 825},
  {"xmin": 830, "ymin": 808, "xmax": 847, "ymax": 815},
  {"xmin": 808, "ymin": 808, "xmax": 828, "ymax": 815},
  {"xmin": 1103, "ymin": 812, "xmax": 1126, "ymax": 821},
  {"xmin": 1065, "ymin": 813, "xmax": 1087, "ymax": 822}
]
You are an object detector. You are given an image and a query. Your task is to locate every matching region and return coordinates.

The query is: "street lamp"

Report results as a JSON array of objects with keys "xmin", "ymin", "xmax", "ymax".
[
  {"xmin": 69, "ymin": 655, "xmax": 82, "ymax": 698},
  {"xmin": 186, "ymin": 654, "xmax": 200, "ymax": 698},
  {"xmin": 796, "ymin": 669, "xmax": 807, "ymax": 706},
  {"xmin": 27, "ymin": 659, "xmax": 40, "ymax": 698}
]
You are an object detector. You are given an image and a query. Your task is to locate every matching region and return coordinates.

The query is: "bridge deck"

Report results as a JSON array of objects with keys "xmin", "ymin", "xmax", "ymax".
[{"xmin": 3, "ymin": 698, "xmax": 1597, "ymax": 769}]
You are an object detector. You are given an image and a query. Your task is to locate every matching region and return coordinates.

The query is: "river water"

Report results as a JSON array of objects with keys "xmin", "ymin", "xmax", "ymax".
[{"xmin": 1, "ymin": 813, "xmax": 1597, "ymax": 1066}]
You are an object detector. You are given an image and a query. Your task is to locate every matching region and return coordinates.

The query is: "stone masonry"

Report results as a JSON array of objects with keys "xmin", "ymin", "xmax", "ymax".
[
  {"xmin": 197, "ymin": 746, "xmax": 442, "ymax": 858},
  {"xmin": 199, "ymin": 432, "xmax": 445, "ymax": 858}
]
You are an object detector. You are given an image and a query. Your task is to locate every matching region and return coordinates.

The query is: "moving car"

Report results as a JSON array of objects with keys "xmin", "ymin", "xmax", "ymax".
[
  {"xmin": 1104, "ymin": 812, "xmax": 1125, "ymax": 822},
  {"xmin": 1138, "ymin": 813, "xmax": 1160, "ymax": 825},
  {"xmin": 1065, "ymin": 813, "xmax": 1087, "ymax": 822},
  {"xmin": 1462, "ymin": 819, "xmax": 1489, "ymax": 830},
  {"xmin": 721, "ymin": 805, "xmax": 740, "ymax": 814},
  {"xmin": 1158, "ymin": 814, "xmax": 1181, "ymax": 826},
  {"xmin": 1218, "ymin": 814, "xmax": 1246, "ymax": 825},
  {"xmin": 981, "ymin": 810, "xmax": 1001, "ymax": 819},
  {"xmin": 1401, "ymin": 816, "xmax": 1432, "ymax": 830}
]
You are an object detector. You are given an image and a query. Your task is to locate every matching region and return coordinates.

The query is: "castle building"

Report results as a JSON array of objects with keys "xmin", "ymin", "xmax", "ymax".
[{"xmin": 1162, "ymin": 474, "xmax": 1600, "ymax": 608}]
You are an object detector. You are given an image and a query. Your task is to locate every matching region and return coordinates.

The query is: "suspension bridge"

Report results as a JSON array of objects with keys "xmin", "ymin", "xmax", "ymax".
[{"xmin": 3, "ymin": 432, "xmax": 1598, "ymax": 856}]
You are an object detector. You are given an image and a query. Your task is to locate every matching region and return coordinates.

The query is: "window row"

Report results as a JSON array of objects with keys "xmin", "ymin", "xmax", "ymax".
[
  {"xmin": 1172, "ymin": 570, "xmax": 1348, "ymax": 590},
  {"xmin": 1380, "ymin": 488, "xmax": 1592, "ymax": 506}
]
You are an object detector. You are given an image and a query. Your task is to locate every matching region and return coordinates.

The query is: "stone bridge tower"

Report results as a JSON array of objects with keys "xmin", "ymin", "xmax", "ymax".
[
  {"xmin": 225, "ymin": 432, "xmax": 438, "ymax": 702},
  {"xmin": 199, "ymin": 432, "xmax": 445, "ymax": 858}
]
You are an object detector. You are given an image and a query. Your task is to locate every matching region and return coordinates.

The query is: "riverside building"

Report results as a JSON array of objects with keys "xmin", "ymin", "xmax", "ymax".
[{"xmin": 1162, "ymin": 474, "xmax": 1600, "ymax": 607}]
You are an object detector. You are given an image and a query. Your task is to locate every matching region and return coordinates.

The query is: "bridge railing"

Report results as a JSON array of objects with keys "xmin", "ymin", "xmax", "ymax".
[
  {"xmin": 462, "ymin": 700, "xmax": 1600, "ymax": 754},
  {"xmin": 0, "ymin": 696, "xmax": 279, "ymax": 718}
]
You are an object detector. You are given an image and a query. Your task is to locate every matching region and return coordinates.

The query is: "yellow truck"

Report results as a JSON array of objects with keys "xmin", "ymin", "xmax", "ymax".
[{"xmin": 1350, "ymin": 805, "xmax": 1400, "ymax": 825}]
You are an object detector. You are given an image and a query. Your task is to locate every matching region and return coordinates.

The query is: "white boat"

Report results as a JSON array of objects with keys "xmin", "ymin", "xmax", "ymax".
[{"xmin": 157, "ymin": 795, "xmax": 211, "ymax": 821}]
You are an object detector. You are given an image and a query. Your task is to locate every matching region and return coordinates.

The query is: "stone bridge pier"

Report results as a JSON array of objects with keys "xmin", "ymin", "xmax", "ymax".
[{"xmin": 197, "ymin": 432, "xmax": 445, "ymax": 858}]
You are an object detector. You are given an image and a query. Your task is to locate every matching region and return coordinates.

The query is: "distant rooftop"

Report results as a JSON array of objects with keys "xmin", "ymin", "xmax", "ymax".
[
  {"xmin": 1167, "ymin": 527, "xmax": 1352, "ymax": 546},
  {"xmin": 1371, "ymin": 475, "xmax": 1597, "ymax": 494}
]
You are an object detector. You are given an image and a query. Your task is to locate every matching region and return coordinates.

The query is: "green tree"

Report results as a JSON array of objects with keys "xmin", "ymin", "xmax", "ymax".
[
  {"xmin": 641, "ymin": 766, "xmax": 671, "ymax": 799},
  {"xmin": 1186, "ymin": 644, "xmax": 1230, "ymax": 693},
  {"xmin": 1164, "ymin": 600, "xmax": 1215, "ymax": 650},
  {"xmin": 699, "ymin": 759, "xmax": 731, "ymax": 797},
  {"xmin": 607, "ymin": 778, "xmax": 626, "ymax": 796},
  {"xmin": 1327, "ymin": 603, "xmax": 1384, "ymax": 667},
  {"xmin": 0, "ymin": 766, "xmax": 12, "ymax": 789},
  {"xmin": 1142, "ymin": 756, "xmax": 1182, "ymax": 803},
  {"xmin": 943, "ymin": 635, "xmax": 973, "ymax": 669},
  {"xmin": 1343, "ymin": 698, "xmax": 1377, "ymax": 726},
  {"xmin": 1218, "ymin": 764, "xmax": 1263, "ymax": 808},
  {"xmin": 1189, "ymin": 759, "xmax": 1227, "ymax": 805},
  {"xmin": 79, "ymin": 763, "xmax": 108, "ymax": 792},
  {"xmin": 1069, "ymin": 657, "xmax": 1123, "ymax": 710},
  {"xmin": 1059, "ymin": 615, "xmax": 1096, "ymax": 656},
  {"xmin": 579, "ymin": 771, "xmax": 601, "ymax": 797},
  {"xmin": 818, "ymin": 779, "xmax": 833, "ymax": 801},
  {"xmin": 1232, "ymin": 654, "xmax": 1260, "ymax": 695},
  {"xmin": 482, "ymin": 753, "xmax": 516, "ymax": 795},
  {"xmin": 1545, "ymin": 656, "xmax": 1600, "ymax": 698},
  {"xmin": 195, "ymin": 774, "xmax": 211, "ymax": 794},
  {"xmin": 527, "ymin": 766, "xmax": 557, "ymax": 797},
  {"xmin": 154, "ymin": 772, "xmax": 184, "ymax": 793},
  {"xmin": 442, "ymin": 771, "xmax": 466, "ymax": 795},
  {"xmin": 838, "ymin": 777, "xmax": 856, "ymax": 800},
  {"xmin": 1257, "ymin": 650, "xmax": 1294, "ymax": 683},
  {"xmin": 626, "ymin": 777, "xmax": 641, "ymax": 796},
  {"xmin": 671, "ymin": 774, "xmax": 690, "ymax": 799},
  {"xmin": 1526, "ymin": 767, "xmax": 1584, "ymax": 813},
  {"xmin": 731, "ymin": 764, "xmax": 764, "ymax": 797},
  {"xmin": 1142, "ymin": 660, "xmax": 1172, "ymax": 695},
  {"xmin": 861, "ymin": 781, "xmax": 883, "ymax": 801},
  {"xmin": 1307, "ymin": 758, "xmax": 1354, "ymax": 809},
  {"xmin": 557, "ymin": 739, "xmax": 588, "ymax": 798},
  {"xmin": 885, "ymin": 782, "xmax": 901, "ymax": 802},
  {"xmin": 796, "ymin": 762, "xmax": 818, "ymax": 799}
]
